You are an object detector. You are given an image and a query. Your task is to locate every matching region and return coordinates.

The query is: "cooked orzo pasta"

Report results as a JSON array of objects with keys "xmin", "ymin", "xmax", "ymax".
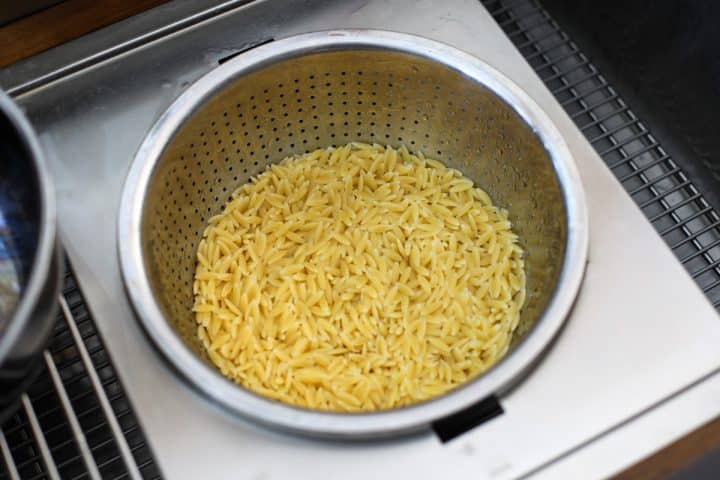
[{"xmin": 193, "ymin": 142, "xmax": 525, "ymax": 411}]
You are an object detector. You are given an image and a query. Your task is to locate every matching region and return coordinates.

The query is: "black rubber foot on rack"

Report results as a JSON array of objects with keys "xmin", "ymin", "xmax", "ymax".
[{"xmin": 431, "ymin": 395, "xmax": 503, "ymax": 443}]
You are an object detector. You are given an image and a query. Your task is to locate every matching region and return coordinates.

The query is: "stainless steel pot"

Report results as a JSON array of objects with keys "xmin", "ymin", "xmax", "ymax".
[
  {"xmin": 0, "ymin": 89, "xmax": 61, "ymax": 421},
  {"xmin": 118, "ymin": 30, "xmax": 589, "ymax": 438}
]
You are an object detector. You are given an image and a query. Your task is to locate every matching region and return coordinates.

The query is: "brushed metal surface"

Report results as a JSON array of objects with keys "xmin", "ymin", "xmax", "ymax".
[
  {"xmin": 9, "ymin": 0, "xmax": 720, "ymax": 477},
  {"xmin": 0, "ymin": 0, "xmax": 257, "ymax": 95}
]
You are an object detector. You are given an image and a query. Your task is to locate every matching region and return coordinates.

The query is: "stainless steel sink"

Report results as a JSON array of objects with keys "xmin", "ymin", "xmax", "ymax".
[{"xmin": 3, "ymin": 0, "xmax": 720, "ymax": 478}]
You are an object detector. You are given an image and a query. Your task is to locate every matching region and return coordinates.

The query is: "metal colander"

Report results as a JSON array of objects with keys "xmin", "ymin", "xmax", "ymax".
[{"xmin": 119, "ymin": 30, "xmax": 588, "ymax": 438}]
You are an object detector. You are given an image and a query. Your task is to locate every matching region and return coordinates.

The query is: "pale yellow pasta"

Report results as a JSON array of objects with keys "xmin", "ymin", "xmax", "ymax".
[{"xmin": 193, "ymin": 143, "xmax": 525, "ymax": 411}]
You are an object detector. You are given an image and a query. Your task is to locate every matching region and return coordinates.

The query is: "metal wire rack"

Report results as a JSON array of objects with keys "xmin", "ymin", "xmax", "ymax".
[
  {"xmin": 0, "ymin": 266, "xmax": 161, "ymax": 480},
  {"xmin": 482, "ymin": 0, "xmax": 720, "ymax": 308}
]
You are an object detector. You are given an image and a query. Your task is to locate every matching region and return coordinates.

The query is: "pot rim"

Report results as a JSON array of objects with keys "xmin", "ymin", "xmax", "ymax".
[
  {"xmin": 0, "ymin": 90, "xmax": 58, "ymax": 365},
  {"xmin": 117, "ymin": 29, "xmax": 589, "ymax": 438}
]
